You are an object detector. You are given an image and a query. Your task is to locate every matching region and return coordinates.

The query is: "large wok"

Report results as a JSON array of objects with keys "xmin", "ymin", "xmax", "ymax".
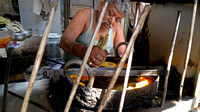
[{"xmin": 49, "ymin": 59, "xmax": 163, "ymax": 111}]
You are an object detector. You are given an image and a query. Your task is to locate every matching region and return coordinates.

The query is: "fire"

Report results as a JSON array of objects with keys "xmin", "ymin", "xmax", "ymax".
[
  {"xmin": 127, "ymin": 76, "xmax": 152, "ymax": 90},
  {"xmin": 69, "ymin": 74, "xmax": 153, "ymax": 90},
  {"xmin": 69, "ymin": 75, "xmax": 89, "ymax": 86}
]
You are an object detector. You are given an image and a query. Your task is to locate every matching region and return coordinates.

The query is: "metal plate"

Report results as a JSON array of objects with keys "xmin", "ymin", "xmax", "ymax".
[{"xmin": 65, "ymin": 66, "xmax": 164, "ymax": 77}]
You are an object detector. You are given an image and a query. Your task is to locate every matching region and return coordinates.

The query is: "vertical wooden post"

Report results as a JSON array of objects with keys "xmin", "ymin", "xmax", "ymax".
[
  {"xmin": 63, "ymin": 2, "xmax": 108, "ymax": 112},
  {"xmin": 160, "ymin": 11, "xmax": 181, "ymax": 108},
  {"xmin": 179, "ymin": 0, "xmax": 198, "ymax": 101},
  {"xmin": 97, "ymin": 5, "xmax": 151, "ymax": 112},
  {"xmin": 118, "ymin": 2, "xmax": 140, "ymax": 112},
  {"xmin": 191, "ymin": 60, "xmax": 200, "ymax": 111},
  {"xmin": 20, "ymin": 1, "xmax": 58, "ymax": 112}
]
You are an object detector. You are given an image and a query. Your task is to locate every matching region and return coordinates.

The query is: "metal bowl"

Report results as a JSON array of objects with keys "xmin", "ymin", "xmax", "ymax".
[
  {"xmin": 0, "ymin": 27, "xmax": 8, "ymax": 31},
  {"xmin": 20, "ymin": 30, "xmax": 32, "ymax": 38},
  {"xmin": 12, "ymin": 32, "xmax": 26, "ymax": 41}
]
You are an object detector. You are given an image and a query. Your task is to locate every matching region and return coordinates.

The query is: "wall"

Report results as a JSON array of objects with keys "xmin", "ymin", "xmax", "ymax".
[
  {"xmin": 2, "ymin": 0, "xmax": 199, "ymax": 78},
  {"xmin": 0, "ymin": 0, "xmax": 18, "ymax": 16},
  {"xmin": 69, "ymin": 0, "xmax": 101, "ymax": 18},
  {"xmin": 148, "ymin": 3, "xmax": 200, "ymax": 78},
  {"xmin": 18, "ymin": 0, "xmax": 62, "ymax": 35}
]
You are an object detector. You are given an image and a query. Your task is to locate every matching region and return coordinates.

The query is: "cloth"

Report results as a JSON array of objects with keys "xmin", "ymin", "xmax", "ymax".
[
  {"xmin": 33, "ymin": 0, "xmax": 51, "ymax": 15},
  {"xmin": 64, "ymin": 9, "xmax": 114, "ymax": 62},
  {"xmin": 42, "ymin": 0, "xmax": 51, "ymax": 14},
  {"xmin": 6, "ymin": 22, "xmax": 25, "ymax": 32},
  {"xmin": 0, "ymin": 16, "xmax": 11, "ymax": 25},
  {"xmin": 33, "ymin": 0, "xmax": 42, "ymax": 15},
  {"xmin": 0, "ymin": 48, "xmax": 7, "ymax": 58}
]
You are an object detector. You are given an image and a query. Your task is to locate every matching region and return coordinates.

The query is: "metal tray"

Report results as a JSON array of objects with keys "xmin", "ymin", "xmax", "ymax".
[{"xmin": 65, "ymin": 66, "xmax": 164, "ymax": 77}]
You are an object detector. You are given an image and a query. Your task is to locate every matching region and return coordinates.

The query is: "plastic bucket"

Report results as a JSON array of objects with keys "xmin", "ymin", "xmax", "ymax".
[{"xmin": 45, "ymin": 33, "xmax": 62, "ymax": 60}]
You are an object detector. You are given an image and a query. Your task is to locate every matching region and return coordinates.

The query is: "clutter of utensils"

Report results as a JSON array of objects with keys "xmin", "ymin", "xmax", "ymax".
[{"xmin": 12, "ymin": 30, "xmax": 32, "ymax": 41}]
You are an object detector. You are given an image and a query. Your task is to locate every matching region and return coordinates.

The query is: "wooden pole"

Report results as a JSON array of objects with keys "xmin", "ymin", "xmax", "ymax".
[
  {"xmin": 63, "ymin": 2, "xmax": 108, "ymax": 112},
  {"xmin": 20, "ymin": 1, "xmax": 58, "ymax": 112},
  {"xmin": 160, "ymin": 11, "xmax": 181, "ymax": 108},
  {"xmin": 191, "ymin": 63, "xmax": 200, "ymax": 111},
  {"xmin": 178, "ymin": 0, "xmax": 198, "ymax": 101},
  {"xmin": 118, "ymin": 2, "xmax": 140, "ymax": 112},
  {"xmin": 97, "ymin": 5, "xmax": 151, "ymax": 112}
]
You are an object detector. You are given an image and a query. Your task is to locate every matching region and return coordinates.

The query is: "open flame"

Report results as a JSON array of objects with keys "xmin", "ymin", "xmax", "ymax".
[
  {"xmin": 69, "ymin": 75, "xmax": 154, "ymax": 90},
  {"xmin": 69, "ymin": 75, "xmax": 89, "ymax": 86},
  {"xmin": 127, "ymin": 76, "xmax": 152, "ymax": 90}
]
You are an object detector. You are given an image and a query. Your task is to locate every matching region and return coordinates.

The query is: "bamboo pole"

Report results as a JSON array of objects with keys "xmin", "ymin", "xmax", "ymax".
[
  {"xmin": 97, "ymin": 5, "xmax": 151, "ymax": 112},
  {"xmin": 160, "ymin": 11, "xmax": 181, "ymax": 108},
  {"xmin": 63, "ymin": 2, "xmax": 108, "ymax": 112},
  {"xmin": 20, "ymin": 1, "xmax": 59, "ymax": 112},
  {"xmin": 118, "ymin": 2, "xmax": 140, "ymax": 112},
  {"xmin": 191, "ymin": 64, "xmax": 200, "ymax": 111},
  {"xmin": 178, "ymin": 0, "xmax": 198, "ymax": 101},
  {"xmin": 191, "ymin": 33, "xmax": 200, "ymax": 111}
]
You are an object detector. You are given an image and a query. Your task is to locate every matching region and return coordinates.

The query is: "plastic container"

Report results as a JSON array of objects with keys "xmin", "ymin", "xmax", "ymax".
[
  {"xmin": 44, "ymin": 33, "xmax": 62, "ymax": 60},
  {"xmin": 0, "ymin": 31, "xmax": 12, "ymax": 48}
]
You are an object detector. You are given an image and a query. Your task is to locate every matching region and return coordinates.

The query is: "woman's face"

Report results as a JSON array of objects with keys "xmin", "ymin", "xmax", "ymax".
[{"xmin": 100, "ymin": 2, "xmax": 124, "ymax": 30}]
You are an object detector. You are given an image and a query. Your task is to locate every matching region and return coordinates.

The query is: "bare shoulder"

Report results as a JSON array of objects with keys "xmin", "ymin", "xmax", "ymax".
[
  {"xmin": 113, "ymin": 22, "xmax": 123, "ymax": 32},
  {"xmin": 112, "ymin": 21, "xmax": 124, "ymax": 42},
  {"xmin": 73, "ymin": 8, "xmax": 91, "ymax": 20},
  {"xmin": 66, "ymin": 8, "xmax": 92, "ymax": 35}
]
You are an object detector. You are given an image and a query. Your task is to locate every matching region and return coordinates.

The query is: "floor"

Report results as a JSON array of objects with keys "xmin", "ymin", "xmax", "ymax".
[
  {"xmin": 134, "ymin": 97, "xmax": 199, "ymax": 112},
  {"xmin": 0, "ymin": 79, "xmax": 199, "ymax": 112},
  {"xmin": 0, "ymin": 79, "xmax": 52, "ymax": 112}
]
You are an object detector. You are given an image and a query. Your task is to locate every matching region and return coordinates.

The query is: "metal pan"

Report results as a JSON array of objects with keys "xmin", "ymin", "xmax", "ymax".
[{"xmin": 12, "ymin": 32, "xmax": 26, "ymax": 41}]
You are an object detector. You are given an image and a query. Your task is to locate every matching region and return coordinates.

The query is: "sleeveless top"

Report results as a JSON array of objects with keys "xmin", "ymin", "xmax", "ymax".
[{"xmin": 64, "ymin": 9, "xmax": 113, "ymax": 62}]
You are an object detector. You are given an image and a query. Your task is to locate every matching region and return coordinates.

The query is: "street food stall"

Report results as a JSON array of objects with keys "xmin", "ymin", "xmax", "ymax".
[{"xmin": 0, "ymin": 0, "xmax": 200, "ymax": 112}]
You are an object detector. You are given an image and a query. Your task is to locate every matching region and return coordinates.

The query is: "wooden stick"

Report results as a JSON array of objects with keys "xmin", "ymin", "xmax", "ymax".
[
  {"xmin": 191, "ymin": 63, "xmax": 200, "ymax": 111},
  {"xmin": 63, "ymin": 2, "xmax": 108, "ymax": 112},
  {"xmin": 191, "ymin": 1, "xmax": 199, "ymax": 109},
  {"xmin": 118, "ymin": 2, "xmax": 140, "ymax": 112},
  {"xmin": 160, "ymin": 11, "xmax": 181, "ymax": 108},
  {"xmin": 178, "ymin": 0, "xmax": 198, "ymax": 102},
  {"xmin": 20, "ymin": 1, "xmax": 58, "ymax": 112},
  {"xmin": 97, "ymin": 5, "xmax": 151, "ymax": 112}
]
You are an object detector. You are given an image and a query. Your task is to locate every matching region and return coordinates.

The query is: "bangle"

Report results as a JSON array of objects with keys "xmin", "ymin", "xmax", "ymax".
[{"xmin": 69, "ymin": 43, "xmax": 77, "ymax": 54}]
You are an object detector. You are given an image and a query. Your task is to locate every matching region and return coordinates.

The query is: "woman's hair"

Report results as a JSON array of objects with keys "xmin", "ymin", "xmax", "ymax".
[{"xmin": 105, "ymin": 0, "xmax": 131, "ymax": 16}]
